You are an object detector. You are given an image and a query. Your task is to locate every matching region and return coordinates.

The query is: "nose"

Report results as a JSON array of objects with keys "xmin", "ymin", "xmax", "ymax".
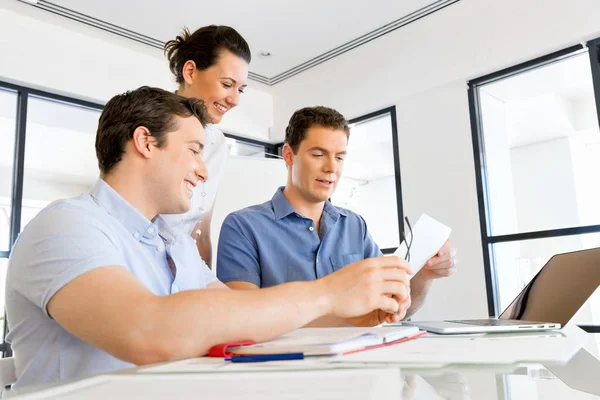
[
  {"xmin": 227, "ymin": 90, "xmax": 240, "ymax": 108},
  {"xmin": 195, "ymin": 159, "xmax": 209, "ymax": 182},
  {"xmin": 323, "ymin": 154, "xmax": 337, "ymax": 173}
]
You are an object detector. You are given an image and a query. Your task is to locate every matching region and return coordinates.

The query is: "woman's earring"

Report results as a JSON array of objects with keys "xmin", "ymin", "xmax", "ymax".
[{"xmin": 198, "ymin": 181, "xmax": 206, "ymax": 213}]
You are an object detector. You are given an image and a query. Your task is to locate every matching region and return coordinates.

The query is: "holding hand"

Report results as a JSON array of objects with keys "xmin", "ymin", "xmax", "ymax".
[
  {"xmin": 418, "ymin": 240, "xmax": 457, "ymax": 281},
  {"xmin": 321, "ymin": 256, "xmax": 412, "ymax": 324}
]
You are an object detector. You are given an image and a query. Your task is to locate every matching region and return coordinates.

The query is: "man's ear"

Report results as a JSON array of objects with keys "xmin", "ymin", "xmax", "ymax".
[
  {"xmin": 282, "ymin": 144, "xmax": 295, "ymax": 168},
  {"xmin": 131, "ymin": 126, "xmax": 155, "ymax": 159},
  {"xmin": 182, "ymin": 60, "xmax": 197, "ymax": 86}
]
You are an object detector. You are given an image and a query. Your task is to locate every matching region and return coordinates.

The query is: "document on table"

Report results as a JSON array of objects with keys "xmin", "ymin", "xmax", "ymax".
[{"xmin": 394, "ymin": 214, "xmax": 452, "ymax": 279}]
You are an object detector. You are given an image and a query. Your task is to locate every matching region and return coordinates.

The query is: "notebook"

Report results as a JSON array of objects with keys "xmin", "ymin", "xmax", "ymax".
[{"xmin": 224, "ymin": 326, "xmax": 424, "ymax": 356}]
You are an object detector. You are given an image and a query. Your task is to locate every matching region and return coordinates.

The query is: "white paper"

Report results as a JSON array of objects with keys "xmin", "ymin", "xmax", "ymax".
[{"xmin": 393, "ymin": 214, "xmax": 452, "ymax": 279}]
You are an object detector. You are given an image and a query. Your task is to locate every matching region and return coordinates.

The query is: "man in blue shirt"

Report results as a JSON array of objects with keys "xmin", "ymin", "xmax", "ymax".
[
  {"xmin": 217, "ymin": 106, "xmax": 456, "ymax": 325},
  {"xmin": 6, "ymin": 88, "xmax": 412, "ymax": 389}
]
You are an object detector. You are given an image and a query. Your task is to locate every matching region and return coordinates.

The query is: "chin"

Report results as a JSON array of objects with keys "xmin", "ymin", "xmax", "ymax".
[
  {"xmin": 171, "ymin": 199, "xmax": 191, "ymax": 215},
  {"xmin": 312, "ymin": 193, "xmax": 331, "ymax": 203},
  {"xmin": 209, "ymin": 112, "xmax": 223, "ymax": 124}
]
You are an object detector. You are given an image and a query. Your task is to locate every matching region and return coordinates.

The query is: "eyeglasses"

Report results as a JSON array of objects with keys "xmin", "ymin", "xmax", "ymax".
[{"xmin": 400, "ymin": 216, "xmax": 413, "ymax": 263}]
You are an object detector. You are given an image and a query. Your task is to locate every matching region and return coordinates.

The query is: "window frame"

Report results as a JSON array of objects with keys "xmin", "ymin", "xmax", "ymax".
[
  {"xmin": 468, "ymin": 39, "xmax": 600, "ymax": 332},
  {"xmin": 347, "ymin": 106, "xmax": 404, "ymax": 254}
]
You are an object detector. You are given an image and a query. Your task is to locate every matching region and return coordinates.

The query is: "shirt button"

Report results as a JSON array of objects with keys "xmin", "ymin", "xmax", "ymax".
[
  {"xmin": 133, "ymin": 232, "xmax": 140, "ymax": 240},
  {"xmin": 309, "ymin": 226, "xmax": 314, "ymax": 232},
  {"xmin": 172, "ymin": 284, "xmax": 179, "ymax": 293},
  {"xmin": 157, "ymin": 243, "xmax": 165, "ymax": 252},
  {"xmin": 148, "ymin": 227, "xmax": 155, "ymax": 234}
]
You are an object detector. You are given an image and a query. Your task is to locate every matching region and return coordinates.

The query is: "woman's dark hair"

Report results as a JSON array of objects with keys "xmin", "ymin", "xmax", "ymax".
[{"xmin": 164, "ymin": 25, "xmax": 251, "ymax": 83}]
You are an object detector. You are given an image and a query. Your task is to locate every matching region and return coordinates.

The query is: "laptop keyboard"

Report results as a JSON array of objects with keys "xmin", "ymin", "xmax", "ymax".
[{"xmin": 448, "ymin": 319, "xmax": 531, "ymax": 326}]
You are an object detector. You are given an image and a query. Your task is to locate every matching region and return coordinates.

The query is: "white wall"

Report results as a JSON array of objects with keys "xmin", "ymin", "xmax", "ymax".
[
  {"xmin": 211, "ymin": 156, "xmax": 287, "ymax": 270},
  {"xmin": 271, "ymin": 0, "xmax": 600, "ymax": 320},
  {"xmin": 0, "ymin": 0, "xmax": 275, "ymax": 142}
]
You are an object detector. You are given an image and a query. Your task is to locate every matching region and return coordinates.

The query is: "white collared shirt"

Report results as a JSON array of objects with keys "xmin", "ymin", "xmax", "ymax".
[{"xmin": 161, "ymin": 124, "xmax": 229, "ymax": 235}]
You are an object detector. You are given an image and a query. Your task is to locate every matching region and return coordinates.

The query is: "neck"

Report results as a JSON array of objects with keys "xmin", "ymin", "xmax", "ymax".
[
  {"xmin": 282, "ymin": 184, "xmax": 325, "ymax": 224},
  {"xmin": 176, "ymin": 85, "xmax": 193, "ymax": 99},
  {"xmin": 102, "ymin": 171, "xmax": 157, "ymax": 221}
]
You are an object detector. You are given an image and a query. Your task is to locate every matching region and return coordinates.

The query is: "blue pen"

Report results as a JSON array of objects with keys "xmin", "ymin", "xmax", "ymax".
[{"xmin": 229, "ymin": 353, "xmax": 304, "ymax": 363}]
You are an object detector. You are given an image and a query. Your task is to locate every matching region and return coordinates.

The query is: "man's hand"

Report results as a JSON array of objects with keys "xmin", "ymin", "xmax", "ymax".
[
  {"xmin": 418, "ymin": 240, "xmax": 457, "ymax": 281},
  {"xmin": 321, "ymin": 256, "xmax": 412, "ymax": 321},
  {"xmin": 346, "ymin": 305, "xmax": 409, "ymax": 327}
]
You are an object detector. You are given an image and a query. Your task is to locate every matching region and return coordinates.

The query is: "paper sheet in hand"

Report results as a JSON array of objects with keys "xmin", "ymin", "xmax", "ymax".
[{"xmin": 394, "ymin": 214, "xmax": 451, "ymax": 279}]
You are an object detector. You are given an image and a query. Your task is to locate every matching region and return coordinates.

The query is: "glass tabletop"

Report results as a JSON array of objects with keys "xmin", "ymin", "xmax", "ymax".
[{"xmin": 11, "ymin": 334, "xmax": 600, "ymax": 399}]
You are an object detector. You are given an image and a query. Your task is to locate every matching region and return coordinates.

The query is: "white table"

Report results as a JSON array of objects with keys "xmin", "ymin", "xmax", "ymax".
[{"xmin": 10, "ymin": 326, "xmax": 600, "ymax": 400}]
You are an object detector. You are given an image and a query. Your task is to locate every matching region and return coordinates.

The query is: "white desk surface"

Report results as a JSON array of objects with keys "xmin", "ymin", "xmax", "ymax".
[{"xmin": 10, "ymin": 325, "xmax": 600, "ymax": 400}]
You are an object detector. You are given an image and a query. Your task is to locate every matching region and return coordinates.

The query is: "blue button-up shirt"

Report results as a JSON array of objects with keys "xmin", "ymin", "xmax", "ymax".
[
  {"xmin": 217, "ymin": 187, "xmax": 381, "ymax": 287},
  {"xmin": 6, "ymin": 180, "xmax": 217, "ymax": 389}
]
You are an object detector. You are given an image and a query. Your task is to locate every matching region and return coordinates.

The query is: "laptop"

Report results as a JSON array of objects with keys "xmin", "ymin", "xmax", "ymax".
[{"xmin": 406, "ymin": 247, "xmax": 600, "ymax": 334}]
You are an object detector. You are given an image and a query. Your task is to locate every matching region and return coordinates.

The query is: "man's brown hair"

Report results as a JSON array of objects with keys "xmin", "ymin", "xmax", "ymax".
[
  {"xmin": 95, "ymin": 86, "xmax": 211, "ymax": 175},
  {"xmin": 284, "ymin": 106, "xmax": 350, "ymax": 153}
]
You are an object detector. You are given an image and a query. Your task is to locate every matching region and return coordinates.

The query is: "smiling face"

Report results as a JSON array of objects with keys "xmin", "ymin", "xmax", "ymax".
[
  {"xmin": 182, "ymin": 50, "xmax": 249, "ymax": 124},
  {"xmin": 285, "ymin": 125, "xmax": 348, "ymax": 203},
  {"xmin": 150, "ymin": 115, "xmax": 208, "ymax": 215}
]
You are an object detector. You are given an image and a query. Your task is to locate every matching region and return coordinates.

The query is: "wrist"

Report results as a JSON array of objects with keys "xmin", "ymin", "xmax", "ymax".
[{"xmin": 311, "ymin": 277, "xmax": 334, "ymax": 318}]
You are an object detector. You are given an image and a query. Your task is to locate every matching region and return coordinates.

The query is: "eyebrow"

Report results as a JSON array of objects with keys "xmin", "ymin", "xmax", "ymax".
[
  {"xmin": 307, "ymin": 146, "xmax": 346, "ymax": 155},
  {"xmin": 186, "ymin": 140, "xmax": 205, "ymax": 150},
  {"xmin": 222, "ymin": 76, "xmax": 248, "ymax": 88}
]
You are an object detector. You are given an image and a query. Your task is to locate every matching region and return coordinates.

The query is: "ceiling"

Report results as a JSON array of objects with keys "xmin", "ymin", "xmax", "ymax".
[{"xmin": 27, "ymin": 0, "xmax": 461, "ymax": 85}]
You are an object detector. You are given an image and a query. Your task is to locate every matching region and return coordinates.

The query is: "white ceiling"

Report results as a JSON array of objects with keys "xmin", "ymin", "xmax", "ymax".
[{"xmin": 44, "ymin": 0, "xmax": 454, "ymax": 82}]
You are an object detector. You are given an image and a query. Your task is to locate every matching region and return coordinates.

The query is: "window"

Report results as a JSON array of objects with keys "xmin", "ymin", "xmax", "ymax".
[
  {"xmin": 0, "ymin": 81, "xmax": 104, "ymax": 354},
  {"xmin": 0, "ymin": 89, "xmax": 18, "ymax": 255},
  {"xmin": 224, "ymin": 133, "xmax": 280, "ymax": 159},
  {"xmin": 331, "ymin": 107, "xmax": 404, "ymax": 253},
  {"xmin": 469, "ymin": 38, "xmax": 600, "ymax": 330},
  {"xmin": 21, "ymin": 95, "xmax": 101, "ymax": 226}
]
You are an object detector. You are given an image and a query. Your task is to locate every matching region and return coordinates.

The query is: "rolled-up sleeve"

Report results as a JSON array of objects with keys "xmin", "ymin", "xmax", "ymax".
[
  {"xmin": 216, "ymin": 213, "xmax": 261, "ymax": 286},
  {"xmin": 8, "ymin": 204, "xmax": 127, "ymax": 317}
]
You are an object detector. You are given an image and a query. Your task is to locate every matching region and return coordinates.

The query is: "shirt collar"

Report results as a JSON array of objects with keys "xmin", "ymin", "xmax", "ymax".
[
  {"xmin": 271, "ymin": 187, "xmax": 296, "ymax": 220},
  {"xmin": 89, "ymin": 179, "xmax": 160, "ymax": 242},
  {"xmin": 271, "ymin": 186, "xmax": 347, "ymax": 220}
]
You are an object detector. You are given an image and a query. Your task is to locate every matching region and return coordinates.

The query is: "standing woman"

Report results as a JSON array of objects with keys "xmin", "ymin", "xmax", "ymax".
[{"xmin": 162, "ymin": 25, "xmax": 250, "ymax": 267}]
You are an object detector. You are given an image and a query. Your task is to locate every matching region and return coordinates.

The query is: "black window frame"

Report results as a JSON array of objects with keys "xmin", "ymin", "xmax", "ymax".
[
  {"xmin": 468, "ymin": 38, "xmax": 600, "ymax": 333},
  {"xmin": 348, "ymin": 107, "xmax": 404, "ymax": 255},
  {"xmin": 222, "ymin": 132, "xmax": 282, "ymax": 159}
]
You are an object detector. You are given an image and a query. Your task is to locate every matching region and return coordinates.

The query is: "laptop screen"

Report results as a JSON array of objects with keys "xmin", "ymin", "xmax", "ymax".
[{"xmin": 499, "ymin": 247, "xmax": 600, "ymax": 324}]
